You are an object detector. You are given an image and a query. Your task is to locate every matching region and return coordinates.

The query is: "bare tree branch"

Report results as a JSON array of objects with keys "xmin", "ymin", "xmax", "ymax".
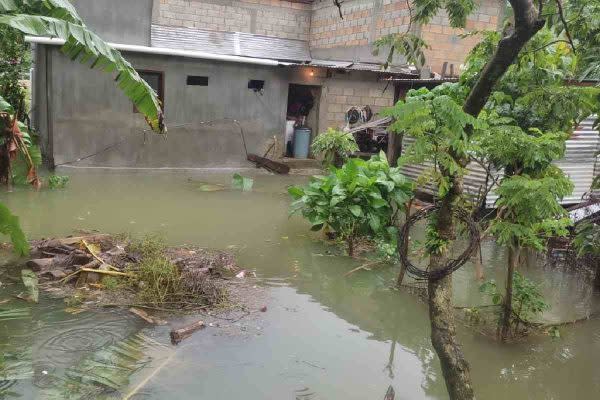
[
  {"xmin": 463, "ymin": 0, "xmax": 546, "ymax": 117},
  {"xmin": 333, "ymin": 0, "xmax": 343, "ymax": 19},
  {"xmin": 555, "ymin": 0, "xmax": 576, "ymax": 51}
]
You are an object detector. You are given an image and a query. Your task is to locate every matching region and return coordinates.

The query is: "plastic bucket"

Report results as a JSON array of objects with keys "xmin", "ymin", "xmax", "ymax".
[{"xmin": 293, "ymin": 127, "xmax": 311, "ymax": 159}]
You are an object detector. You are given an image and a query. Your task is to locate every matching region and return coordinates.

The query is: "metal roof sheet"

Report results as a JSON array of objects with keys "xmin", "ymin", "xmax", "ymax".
[
  {"xmin": 151, "ymin": 24, "xmax": 311, "ymax": 62},
  {"xmin": 400, "ymin": 116, "xmax": 600, "ymax": 207},
  {"xmin": 309, "ymin": 59, "xmax": 416, "ymax": 75}
]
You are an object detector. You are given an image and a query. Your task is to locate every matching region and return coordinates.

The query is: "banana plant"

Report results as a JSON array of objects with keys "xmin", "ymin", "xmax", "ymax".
[{"xmin": 0, "ymin": 0, "xmax": 165, "ymax": 133}]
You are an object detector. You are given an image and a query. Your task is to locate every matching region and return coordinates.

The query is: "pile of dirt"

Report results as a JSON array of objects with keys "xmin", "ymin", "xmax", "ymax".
[{"xmin": 26, "ymin": 234, "xmax": 249, "ymax": 310}]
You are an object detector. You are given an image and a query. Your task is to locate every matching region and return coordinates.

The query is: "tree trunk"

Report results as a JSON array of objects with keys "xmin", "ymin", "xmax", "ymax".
[
  {"xmin": 406, "ymin": 2, "xmax": 544, "ymax": 398},
  {"xmin": 594, "ymin": 259, "xmax": 600, "ymax": 292},
  {"xmin": 428, "ymin": 191, "xmax": 475, "ymax": 400},
  {"xmin": 387, "ymin": 132, "xmax": 404, "ymax": 167},
  {"xmin": 347, "ymin": 235, "xmax": 354, "ymax": 257},
  {"xmin": 473, "ymin": 244, "xmax": 484, "ymax": 281},
  {"xmin": 396, "ymin": 199, "xmax": 412, "ymax": 287},
  {"xmin": 463, "ymin": 0, "xmax": 546, "ymax": 117},
  {"xmin": 500, "ymin": 244, "xmax": 520, "ymax": 341}
]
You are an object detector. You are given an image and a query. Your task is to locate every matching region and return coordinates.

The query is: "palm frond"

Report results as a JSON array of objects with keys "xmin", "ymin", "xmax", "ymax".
[{"xmin": 0, "ymin": 14, "xmax": 165, "ymax": 133}]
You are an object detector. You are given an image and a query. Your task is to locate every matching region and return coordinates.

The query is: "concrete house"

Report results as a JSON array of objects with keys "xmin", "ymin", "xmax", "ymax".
[{"xmin": 30, "ymin": 0, "xmax": 504, "ymax": 168}]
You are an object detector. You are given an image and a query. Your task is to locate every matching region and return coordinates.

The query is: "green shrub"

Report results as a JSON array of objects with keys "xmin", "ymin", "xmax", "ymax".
[
  {"xmin": 47, "ymin": 175, "xmax": 69, "ymax": 189},
  {"xmin": 289, "ymin": 151, "xmax": 412, "ymax": 256},
  {"xmin": 311, "ymin": 128, "xmax": 359, "ymax": 168},
  {"xmin": 480, "ymin": 272, "xmax": 550, "ymax": 333},
  {"xmin": 126, "ymin": 235, "xmax": 180, "ymax": 304}
]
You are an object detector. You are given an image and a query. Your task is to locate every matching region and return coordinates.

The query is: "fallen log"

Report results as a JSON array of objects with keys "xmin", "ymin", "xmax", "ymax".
[
  {"xmin": 247, "ymin": 153, "xmax": 290, "ymax": 174},
  {"xmin": 170, "ymin": 320, "xmax": 205, "ymax": 345}
]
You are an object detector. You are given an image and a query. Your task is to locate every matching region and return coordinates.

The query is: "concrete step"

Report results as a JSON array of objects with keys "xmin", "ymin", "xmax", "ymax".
[{"xmin": 281, "ymin": 157, "xmax": 322, "ymax": 169}]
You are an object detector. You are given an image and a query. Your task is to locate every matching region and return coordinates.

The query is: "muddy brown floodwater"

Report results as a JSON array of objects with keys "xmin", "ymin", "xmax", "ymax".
[{"xmin": 1, "ymin": 168, "xmax": 599, "ymax": 399}]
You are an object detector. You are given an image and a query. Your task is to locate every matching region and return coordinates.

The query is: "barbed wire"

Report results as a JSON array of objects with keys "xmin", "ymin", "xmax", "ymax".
[{"xmin": 398, "ymin": 205, "xmax": 480, "ymax": 281}]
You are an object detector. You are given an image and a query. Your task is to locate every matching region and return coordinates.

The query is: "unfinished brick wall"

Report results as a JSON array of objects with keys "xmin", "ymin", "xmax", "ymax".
[
  {"xmin": 156, "ymin": 0, "xmax": 311, "ymax": 40},
  {"xmin": 310, "ymin": 0, "xmax": 502, "ymax": 74},
  {"xmin": 420, "ymin": 0, "xmax": 502, "ymax": 74},
  {"xmin": 324, "ymin": 80, "xmax": 394, "ymax": 129},
  {"xmin": 310, "ymin": 0, "xmax": 411, "ymax": 48}
]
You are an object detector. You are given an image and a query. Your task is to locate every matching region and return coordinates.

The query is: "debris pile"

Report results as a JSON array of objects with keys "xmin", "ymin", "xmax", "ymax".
[{"xmin": 26, "ymin": 233, "xmax": 242, "ymax": 309}]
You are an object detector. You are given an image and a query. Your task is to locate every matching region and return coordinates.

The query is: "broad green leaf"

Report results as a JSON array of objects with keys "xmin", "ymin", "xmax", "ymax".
[
  {"xmin": 232, "ymin": 173, "xmax": 253, "ymax": 191},
  {"xmin": 349, "ymin": 205, "xmax": 362, "ymax": 217},
  {"xmin": 0, "ymin": 202, "xmax": 29, "ymax": 256},
  {"xmin": 0, "ymin": 14, "xmax": 164, "ymax": 133}
]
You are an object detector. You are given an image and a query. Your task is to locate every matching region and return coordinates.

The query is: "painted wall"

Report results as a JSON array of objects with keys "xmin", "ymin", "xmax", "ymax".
[
  {"xmin": 35, "ymin": 46, "xmax": 394, "ymax": 168},
  {"xmin": 73, "ymin": 0, "xmax": 154, "ymax": 46}
]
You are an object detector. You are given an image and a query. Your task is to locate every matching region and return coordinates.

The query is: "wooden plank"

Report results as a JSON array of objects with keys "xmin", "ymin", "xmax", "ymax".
[{"xmin": 247, "ymin": 153, "xmax": 290, "ymax": 174}]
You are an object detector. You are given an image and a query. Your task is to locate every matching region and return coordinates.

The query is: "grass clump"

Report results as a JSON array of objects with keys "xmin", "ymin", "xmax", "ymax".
[{"xmin": 126, "ymin": 235, "xmax": 180, "ymax": 305}]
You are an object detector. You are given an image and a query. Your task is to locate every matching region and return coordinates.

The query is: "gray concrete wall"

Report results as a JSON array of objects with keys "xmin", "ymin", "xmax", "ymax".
[
  {"xmin": 37, "ymin": 47, "xmax": 393, "ymax": 168},
  {"xmin": 73, "ymin": 0, "xmax": 153, "ymax": 46}
]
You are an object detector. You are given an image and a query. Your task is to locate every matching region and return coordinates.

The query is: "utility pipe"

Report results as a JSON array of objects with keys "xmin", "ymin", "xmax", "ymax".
[{"xmin": 24, "ymin": 36, "xmax": 282, "ymax": 67}]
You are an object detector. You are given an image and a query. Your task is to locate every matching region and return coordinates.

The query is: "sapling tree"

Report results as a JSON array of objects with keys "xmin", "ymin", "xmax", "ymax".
[
  {"xmin": 289, "ymin": 152, "xmax": 412, "ymax": 257},
  {"xmin": 378, "ymin": 0, "xmax": 596, "ymax": 397},
  {"xmin": 469, "ymin": 30, "xmax": 599, "ymax": 341}
]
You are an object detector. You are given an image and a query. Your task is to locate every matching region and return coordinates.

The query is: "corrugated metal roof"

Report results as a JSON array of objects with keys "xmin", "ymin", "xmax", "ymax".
[
  {"xmin": 400, "ymin": 116, "xmax": 600, "ymax": 207},
  {"xmin": 151, "ymin": 24, "xmax": 311, "ymax": 62},
  {"xmin": 309, "ymin": 59, "xmax": 416, "ymax": 75}
]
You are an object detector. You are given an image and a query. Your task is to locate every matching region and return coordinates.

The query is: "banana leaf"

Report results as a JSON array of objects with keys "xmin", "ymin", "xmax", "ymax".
[
  {"xmin": 41, "ymin": 333, "xmax": 164, "ymax": 399},
  {"xmin": 0, "ymin": 3, "xmax": 165, "ymax": 133}
]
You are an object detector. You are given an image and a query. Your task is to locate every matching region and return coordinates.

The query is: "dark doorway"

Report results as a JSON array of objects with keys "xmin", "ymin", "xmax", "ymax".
[{"xmin": 285, "ymin": 84, "xmax": 321, "ymax": 157}]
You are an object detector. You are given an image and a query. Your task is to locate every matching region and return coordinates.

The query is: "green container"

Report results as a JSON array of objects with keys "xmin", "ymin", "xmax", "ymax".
[{"xmin": 293, "ymin": 127, "xmax": 311, "ymax": 159}]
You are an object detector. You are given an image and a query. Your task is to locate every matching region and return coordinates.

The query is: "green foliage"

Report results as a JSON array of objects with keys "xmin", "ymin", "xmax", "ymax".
[
  {"xmin": 383, "ymin": 86, "xmax": 483, "ymax": 198},
  {"xmin": 0, "ymin": 19, "xmax": 29, "ymax": 120},
  {"xmin": 572, "ymin": 221, "xmax": 600, "ymax": 257},
  {"xmin": 0, "ymin": 0, "xmax": 164, "ymax": 132},
  {"xmin": 288, "ymin": 152, "xmax": 412, "ymax": 256},
  {"xmin": 0, "ymin": 201, "xmax": 28, "ymax": 256},
  {"xmin": 373, "ymin": 33, "xmax": 430, "ymax": 70},
  {"xmin": 232, "ymin": 173, "xmax": 253, "ymax": 191},
  {"xmin": 47, "ymin": 174, "xmax": 69, "ymax": 188},
  {"xmin": 310, "ymin": 128, "xmax": 358, "ymax": 167},
  {"xmin": 412, "ymin": 0, "xmax": 477, "ymax": 27},
  {"xmin": 102, "ymin": 276, "xmax": 120, "ymax": 291},
  {"xmin": 127, "ymin": 235, "xmax": 180, "ymax": 305},
  {"xmin": 547, "ymin": 0, "xmax": 600, "ymax": 80},
  {"xmin": 491, "ymin": 171, "xmax": 573, "ymax": 250},
  {"xmin": 480, "ymin": 272, "xmax": 550, "ymax": 325}
]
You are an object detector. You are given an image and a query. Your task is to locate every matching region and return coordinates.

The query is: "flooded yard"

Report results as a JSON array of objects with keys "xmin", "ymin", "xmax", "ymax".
[{"xmin": 1, "ymin": 169, "xmax": 599, "ymax": 399}]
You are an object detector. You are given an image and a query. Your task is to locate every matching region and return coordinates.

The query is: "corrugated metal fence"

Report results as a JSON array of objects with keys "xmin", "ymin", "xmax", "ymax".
[{"xmin": 399, "ymin": 116, "xmax": 600, "ymax": 207}]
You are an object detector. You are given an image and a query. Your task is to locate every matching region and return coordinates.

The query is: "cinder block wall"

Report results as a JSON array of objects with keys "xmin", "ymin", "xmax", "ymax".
[
  {"xmin": 309, "ymin": 0, "xmax": 502, "ymax": 74},
  {"xmin": 310, "ymin": 0, "xmax": 411, "ymax": 48},
  {"xmin": 420, "ymin": 0, "xmax": 502, "ymax": 73},
  {"xmin": 155, "ymin": 0, "xmax": 312, "ymax": 40},
  {"xmin": 324, "ymin": 83, "xmax": 394, "ymax": 129}
]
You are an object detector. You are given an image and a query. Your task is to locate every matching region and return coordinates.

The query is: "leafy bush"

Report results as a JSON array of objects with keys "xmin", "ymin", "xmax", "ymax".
[
  {"xmin": 47, "ymin": 174, "xmax": 69, "ymax": 189},
  {"xmin": 480, "ymin": 272, "xmax": 550, "ymax": 332},
  {"xmin": 310, "ymin": 128, "xmax": 359, "ymax": 168},
  {"xmin": 288, "ymin": 152, "xmax": 412, "ymax": 256},
  {"xmin": 572, "ymin": 221, "xmax": 600, "ymax": 257}
]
